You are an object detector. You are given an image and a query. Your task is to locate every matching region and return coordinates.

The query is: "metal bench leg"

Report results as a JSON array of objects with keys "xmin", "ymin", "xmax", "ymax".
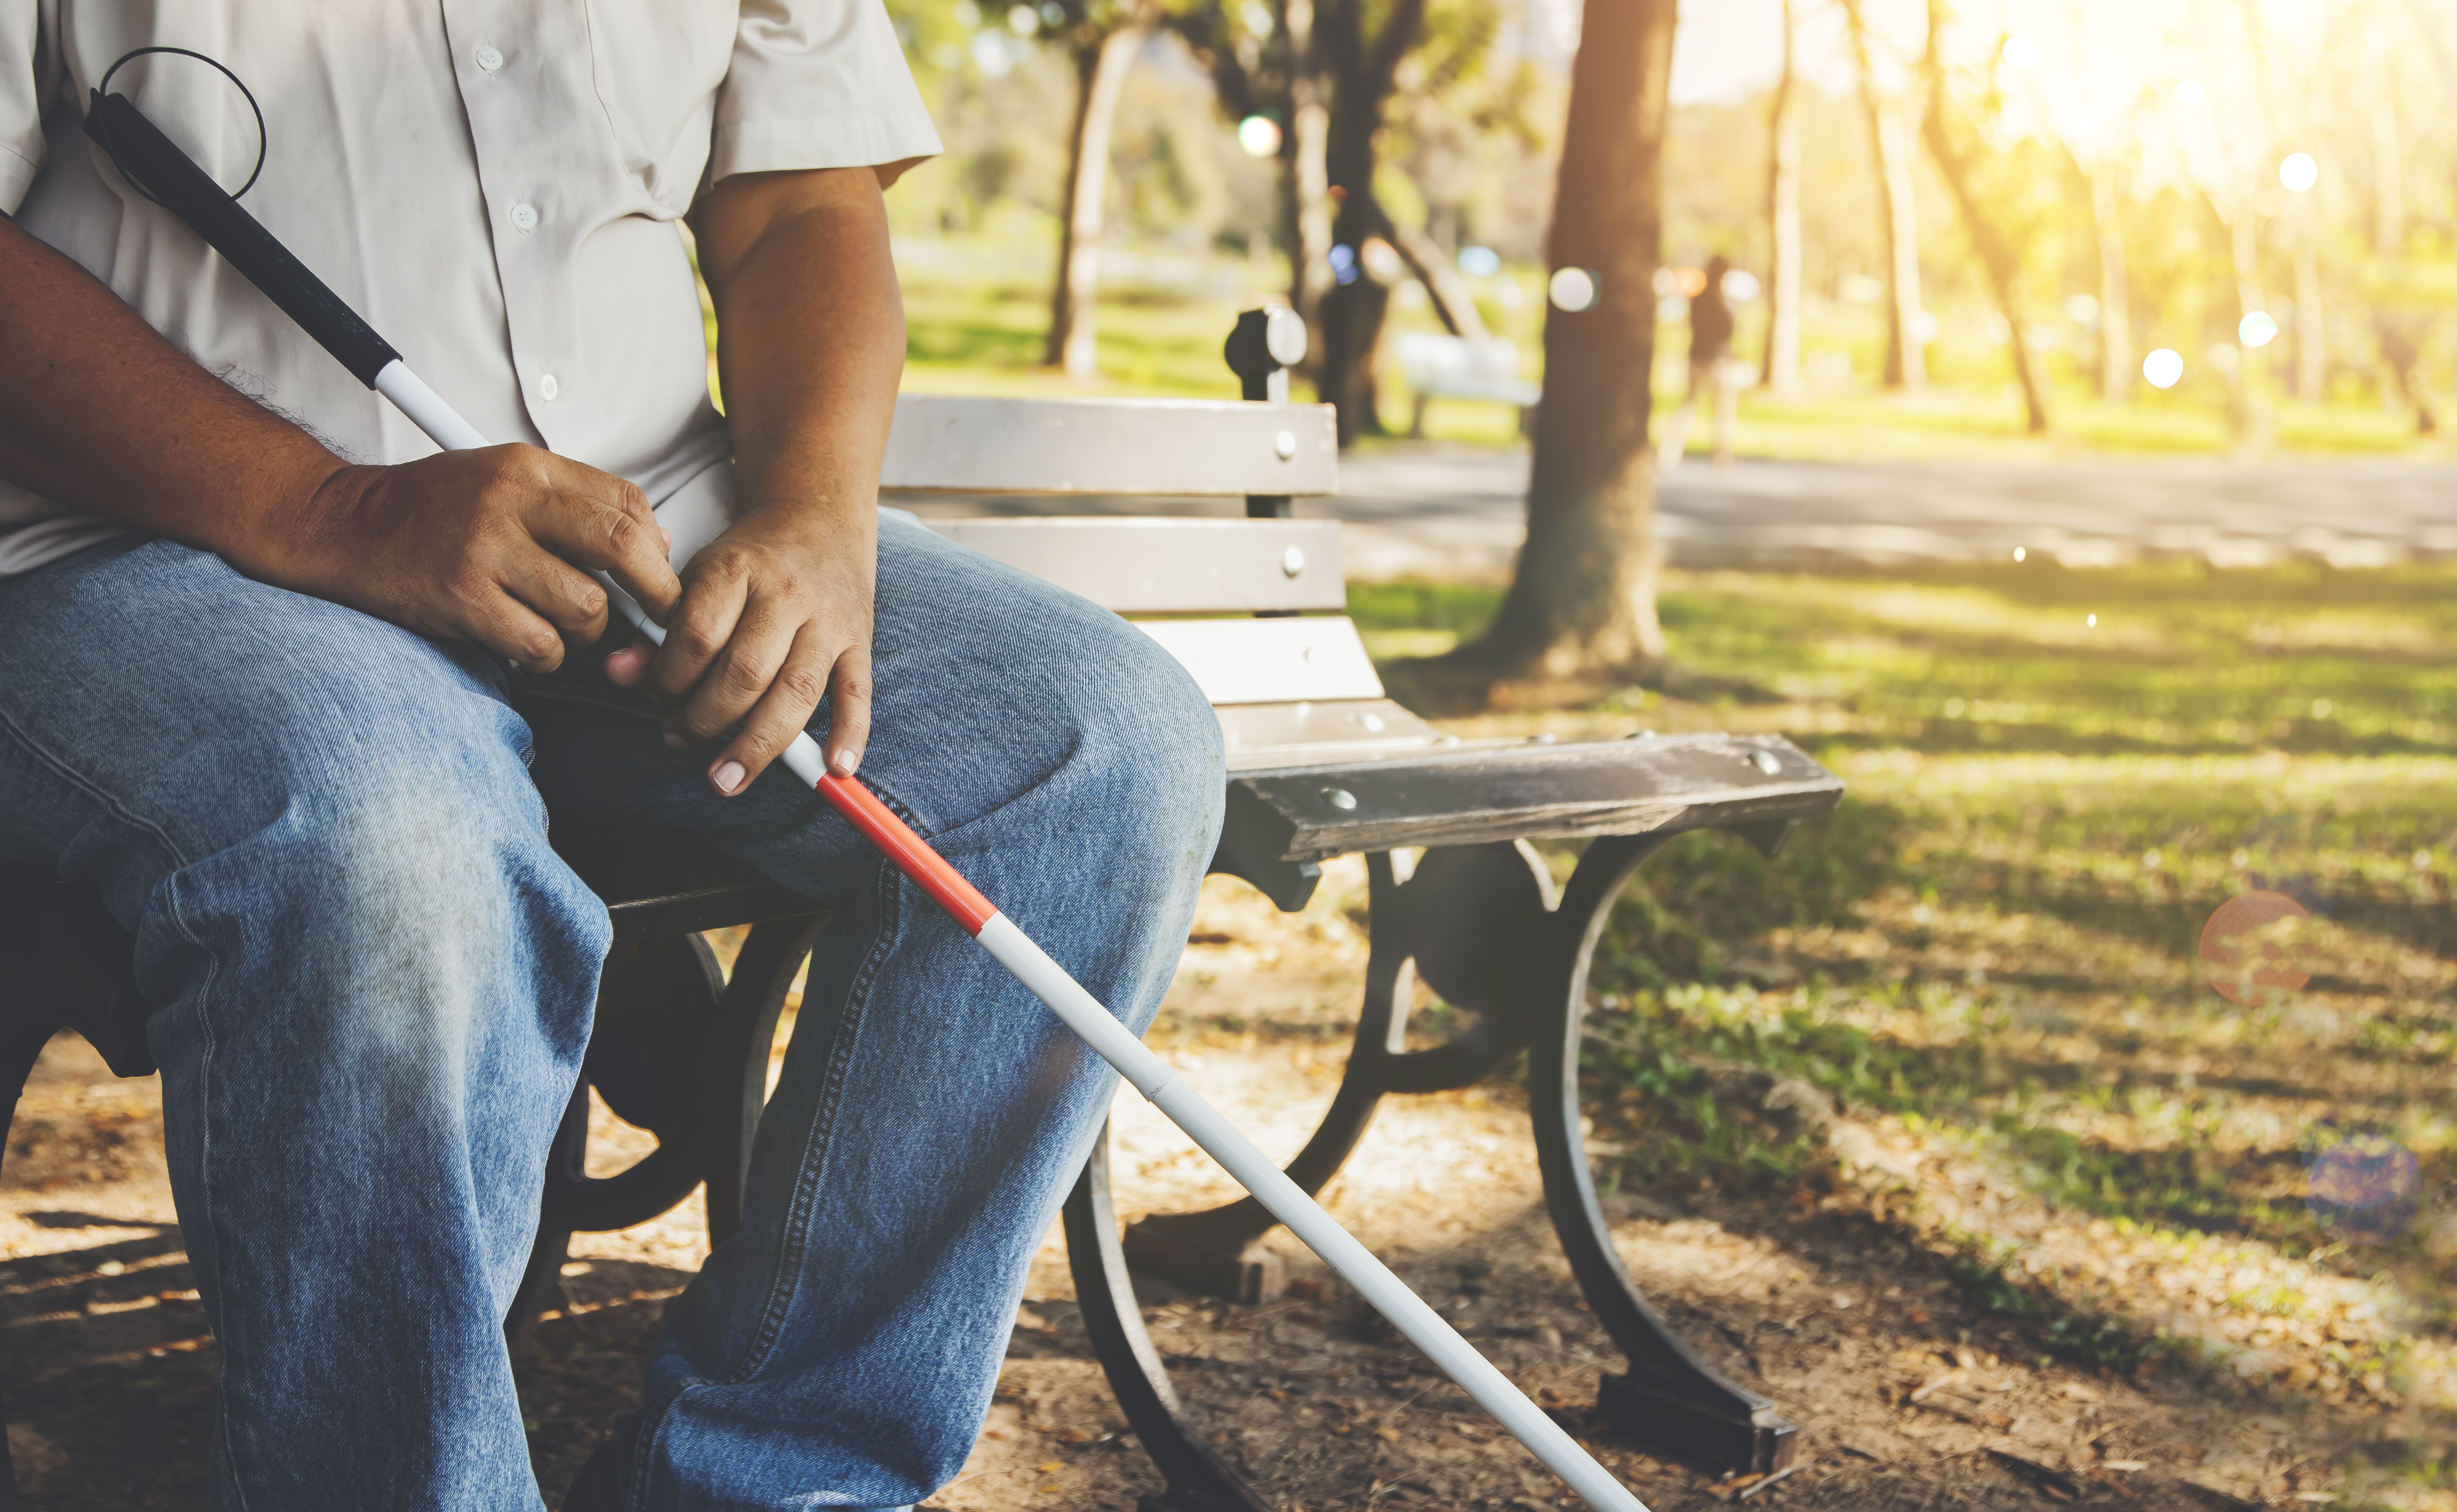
[
  {"xmin": 1065, "ymin": 1121, "xmax": 1272, "ymax": 1512},
  {"xmin": 1528, "ymin": 834, "xmax": 1798, "ymax": 1476},
  {"xmin": 1123, "ymin": 847, "xmax": 1548, "ymax": 1302}
]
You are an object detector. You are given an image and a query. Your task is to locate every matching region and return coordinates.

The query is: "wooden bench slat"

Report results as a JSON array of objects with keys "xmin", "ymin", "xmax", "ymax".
[
  {"xmin": 1136, "ymin": 617, "xmax": 1385, "ymax": 705},
  {"xmin": 882, "ymin": 395, "xmax": 1338, "ymax": 498},
  {"xmin": 928, "ymin": 518, "xmax": 1346, "ymax": 613},
  {"xmin": 1222, "ymin": 734, "xmax": 1843, "ymax": 861},
  {"xmin": 1217, "ymin": 698, "xmax": 1447, "ymax": 769}
]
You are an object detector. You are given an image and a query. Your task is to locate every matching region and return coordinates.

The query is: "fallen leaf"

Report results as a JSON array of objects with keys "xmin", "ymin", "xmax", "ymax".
[{"xmin": 1037, "ymin": 1461, "xmax": 1061, "ymax": 1472}]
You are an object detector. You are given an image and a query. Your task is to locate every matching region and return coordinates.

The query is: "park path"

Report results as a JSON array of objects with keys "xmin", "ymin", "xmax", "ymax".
[{"xmin": 896, "ymin": 441, "xmax": 2457, "ymax": 580}]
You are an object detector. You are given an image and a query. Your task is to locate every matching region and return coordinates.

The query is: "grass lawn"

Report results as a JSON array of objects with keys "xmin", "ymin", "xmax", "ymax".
[
  {"xmin": 1359, "ymin": 563, "xmax": 2457, "ymax": 1498},
  {"xmin": 882, "ymin": 238, "xmax": 2452, "ymax": 461}
]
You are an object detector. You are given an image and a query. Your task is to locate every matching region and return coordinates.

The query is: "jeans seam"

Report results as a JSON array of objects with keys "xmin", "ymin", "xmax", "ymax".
[
  {"xmin": 629, "ymin": 837, "xmax": 906, "ymax": 1505},
  {"xmin": 737, "ymin": 843, "xmax": 901, "ymax": 1382},
  {"xmin": 167, "ymin": 864, "xmax": 256, "ymax": 1512}
]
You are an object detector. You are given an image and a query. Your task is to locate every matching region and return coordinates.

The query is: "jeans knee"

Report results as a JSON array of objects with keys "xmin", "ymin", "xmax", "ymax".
[
  {"xmin": 198, "ymin": 741, "xmax": 605, "ymax": 1076},
  {"xmin": 1049, "ymin": 622, "xmax": 1224, "ymax": 878}
]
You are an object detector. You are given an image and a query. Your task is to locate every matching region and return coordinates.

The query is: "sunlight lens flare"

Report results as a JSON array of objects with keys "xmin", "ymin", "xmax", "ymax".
[
  {"xmin": 2143, "ymin": 348, "xmax": 2184, "ymax": 389},
  {"xmin": 1548, "ymin": 267, "xmax": 1597, "ymax": 313},
  {"xmin": 2302, "ymin": 1123, "xmax": 2424, "ymax": 1246},
  {"xmin": 2239, "ymin": 312, "xmax": 2280, "ymax": 348},
  {"xmin": 2199, "ymin": 891, "xmax": 2311, "ymax": 1007},
  {"xmin": 2279, "ymin": 152, "xmax": 2318, "ymax": 192},
  {"xmin": 1236, "ymin": 115, "xmax": 1282, "ymax": 158}
]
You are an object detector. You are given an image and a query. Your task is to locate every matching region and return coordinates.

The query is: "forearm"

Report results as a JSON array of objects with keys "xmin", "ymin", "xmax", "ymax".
[
  {"xmin": 692, "ymin": 169, "xmax": 905, "ymax": 536},
  {"xmin": 0, "ymin": 216, "xmax": 340, "ymax": 568}
]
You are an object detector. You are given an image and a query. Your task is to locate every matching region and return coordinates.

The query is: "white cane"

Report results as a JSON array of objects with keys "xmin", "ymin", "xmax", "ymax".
[{"xmin": 85, "ymin": 87, "xmax": 1650, "ymax": 1512}]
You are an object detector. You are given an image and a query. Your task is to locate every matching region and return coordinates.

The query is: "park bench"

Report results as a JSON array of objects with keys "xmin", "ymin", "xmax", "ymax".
[
  {"xmin": 1392, "ymin": 330, "xmax": 1541, "ymax": 438},
  {"xmin": 0, "ymin": 313, "xmax": 1843, "ymax": 1508}
]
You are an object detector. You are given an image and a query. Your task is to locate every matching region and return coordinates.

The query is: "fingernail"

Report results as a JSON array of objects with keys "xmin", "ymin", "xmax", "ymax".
[
  {"xmin": 830, "ymin": 748, "xmax": 859, "ymax": 776},
  {"xmin": 713, "ymin": 760, "xmax": 746, "ymax": 794},
  {"xmin": 663, "ymin": 730, "xmax": 687, "ymax": 750}
]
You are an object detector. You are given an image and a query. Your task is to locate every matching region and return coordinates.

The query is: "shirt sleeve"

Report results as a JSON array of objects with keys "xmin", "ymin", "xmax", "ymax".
[
  {"xmin": 0, "ymin": 1, "xmax": 52, "ymax": 216},
  {"xmin": 711, "ymin": 0, "xmax": 942, "ymax": 184}
]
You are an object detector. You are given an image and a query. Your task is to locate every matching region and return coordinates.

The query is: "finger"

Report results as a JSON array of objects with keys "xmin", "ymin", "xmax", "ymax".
[
  {"xmin": 496, "ymin": 541, "xmax": 611, "ymax": 643},
  {"xmin": 821, "ymin": 642, "xmax": 872, "ymax": 779},
  {"xmin": 603, "ymin": 632, "xmax": 654, "ymax": 686},
  {"xmin": 521, "ymin": 462, "xmax": 681, "ymax": 622},
  {"xmin": 707, "ymin": 624, "xmax": 832, "ymax": 794},
  {"xmin": 459, "ymin": 587, "xmax": 568, "ymax": 675},
  {"xmin": 646, "ymin": 562, "xmax": 750, "ymax": 711},
  {"xmin": 668, "ymin": 587, "xmax": 800, "ymax": 746}
]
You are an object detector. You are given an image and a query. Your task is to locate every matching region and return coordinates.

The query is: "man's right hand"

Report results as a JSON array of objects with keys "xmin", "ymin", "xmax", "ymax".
[
  {"xmin": 249, "ymin": 445, "xmax": 684, "ymax": 675},
  {"xmin": 1, "ymin": 222, "xmax": 678, "ymax": 671}
]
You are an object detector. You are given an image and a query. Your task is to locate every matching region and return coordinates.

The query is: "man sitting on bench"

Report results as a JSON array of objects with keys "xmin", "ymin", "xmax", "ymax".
[{"xmin": 0, "ymin": 7, "xmax": 1222, "ymax": 1508}]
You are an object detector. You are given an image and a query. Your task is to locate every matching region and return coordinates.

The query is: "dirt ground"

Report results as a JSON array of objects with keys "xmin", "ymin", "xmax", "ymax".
[{"xmin": 0, "ymin": 858, "xmax": 2412, "ymax": 1510}]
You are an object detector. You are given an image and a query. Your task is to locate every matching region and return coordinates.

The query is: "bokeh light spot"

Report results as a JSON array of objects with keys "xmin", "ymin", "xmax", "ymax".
[
  {"xmin": 1457, "ymin": 245, "xmax": 1501, "ymax": 277},
  {"xmin": 1236, "ymin": 115, "xmax": 1282, "ymax": 158},
  {"xmin": 1548, "ymin": 267, "xmax": 1598, "ymax": 313},
  {"xmin": 2143, "ymin": 347, "xmax": 2184, "ymax": 389},
  {"xmin": 2279, "ymin": 152, "xmax": 2318, "ymax": 192},
  {"xmin": 2239, "ymin": 311, "xmax": 2279, "ymax": 348},
  {"xmin": 2176, "ymin": 78, "xmax": 2205, "ymax": 105},
  {"xmin": 2198, "ymin": 890, "xmax": 2312, "ymax": 1006},
  {"xmin": 2002, "ymin": 33, "xmax": 2040, "ymax": 69},
  {"xmin": 2302, "ymin": 1124, "xmax": 2423, "ymax": 1246},
  {"xmin": 2012, "ymin": 546, "xmax": 2026, "ymax": 562}
]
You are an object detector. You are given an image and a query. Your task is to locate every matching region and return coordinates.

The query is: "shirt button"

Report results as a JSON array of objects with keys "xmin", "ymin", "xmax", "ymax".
[
  {"xmin": 474, "ymin": 44, "xmax": 504, "ymax": 71},
  {"xmin": 539, "ymin": 373, "xmax": 560, "ymax": 401},
  {"xmin": 510, "ymin": 202, "xmax": 539, "ymax": 232}
]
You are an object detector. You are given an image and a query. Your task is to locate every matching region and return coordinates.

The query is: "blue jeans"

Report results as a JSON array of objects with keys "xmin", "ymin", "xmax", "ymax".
[{"xmin": 0, "ymin": 514, "xmax": 1224, "ymax": 1510}]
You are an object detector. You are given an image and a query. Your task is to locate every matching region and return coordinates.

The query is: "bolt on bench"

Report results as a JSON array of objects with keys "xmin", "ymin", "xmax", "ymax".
[{"xmin": 0, "ymin": 319, "xmax": 1843, "ymax": 1508}]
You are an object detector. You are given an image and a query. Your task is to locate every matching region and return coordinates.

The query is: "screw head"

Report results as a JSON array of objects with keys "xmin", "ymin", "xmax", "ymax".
[
  {"xmin": 1274, "ymin": 429, "xmax": 1298, "ymax": 460},
  {"xmin": 1281, "ymin": 546, "xmax": 1306, "ymax": 577},
  {"xmin": 1748, "ymin": 749, "xmax": 1782, "ymax": 775},
  {"xmin": 1320, "ymin": 786, "xmax": 1358, "ymax": 810}
]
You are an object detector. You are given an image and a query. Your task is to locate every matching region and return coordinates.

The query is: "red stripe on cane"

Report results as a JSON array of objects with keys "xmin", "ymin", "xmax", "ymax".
[{"xmin": 815, "ymin": 773, "xmax": 998, "ymax": 935}]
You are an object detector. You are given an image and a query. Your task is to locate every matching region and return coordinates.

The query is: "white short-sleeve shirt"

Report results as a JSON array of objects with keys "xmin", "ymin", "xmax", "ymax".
[{"xmin": 0, "ymin": 1, "xmax": 941, "ymax": 577}]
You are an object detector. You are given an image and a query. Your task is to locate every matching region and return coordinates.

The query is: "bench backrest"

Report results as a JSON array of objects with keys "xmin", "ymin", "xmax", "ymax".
[{"xmin": 894, "ymin": 391, "xmax": 1391, "ymax": 714}]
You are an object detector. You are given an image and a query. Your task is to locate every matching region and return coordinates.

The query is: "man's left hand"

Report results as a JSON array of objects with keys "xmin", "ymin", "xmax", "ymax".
[{"xmin": 604, "ymin": 506, "xmax": 875, "ymax": 793}]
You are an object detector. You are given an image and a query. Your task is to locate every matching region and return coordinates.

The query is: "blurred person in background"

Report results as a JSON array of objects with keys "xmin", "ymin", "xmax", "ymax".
[{"xmin": 1658, "ymin": 253, "xmax": 1741, "ymax": 469}]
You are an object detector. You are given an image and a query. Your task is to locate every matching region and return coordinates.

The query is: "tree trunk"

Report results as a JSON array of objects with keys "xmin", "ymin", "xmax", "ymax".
[
  {"xmin": 1844, "ymin": 0, "xmax": 1924, "ymax": 389},
  {"xmin": 1309, "ymin": 0, "xmax": 1429, "ymax": 444},
  {"xmin": 2371, "ymin": 94, "xmax": 2404, "ymax": 256},
  {"xmin": 1282, "ymin": 0, "xmax": 1333, "ymax": 333},
  {"xmin": 1044, "ymin": 24, "xmax": 1146, "ymax": 380},
  {"xmin": 1919, "ymin": 1, "xmax": 2044, "ymax": 432},
  {"xmin": 1761, "ymin": 0, "xmax": 1802, "ymax": 393},
  {"xmin": 1467, "ymin": 0, "xmax": 1678, "ymax": 676},
  {"xmin": 2293, "ymin": 234, "xmax": 2324, "ymax": 403},
  {"xmin": 2219, "ymin": 193, "xmax": 2275, "ymax": 452},
  {"xmin": 1388, "ymin": 218, "xmax": 1490, "ymax": 341},
  {"xmin": 2091, "ymin": 164, "xmax": 2132, "ymax": 401}
]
